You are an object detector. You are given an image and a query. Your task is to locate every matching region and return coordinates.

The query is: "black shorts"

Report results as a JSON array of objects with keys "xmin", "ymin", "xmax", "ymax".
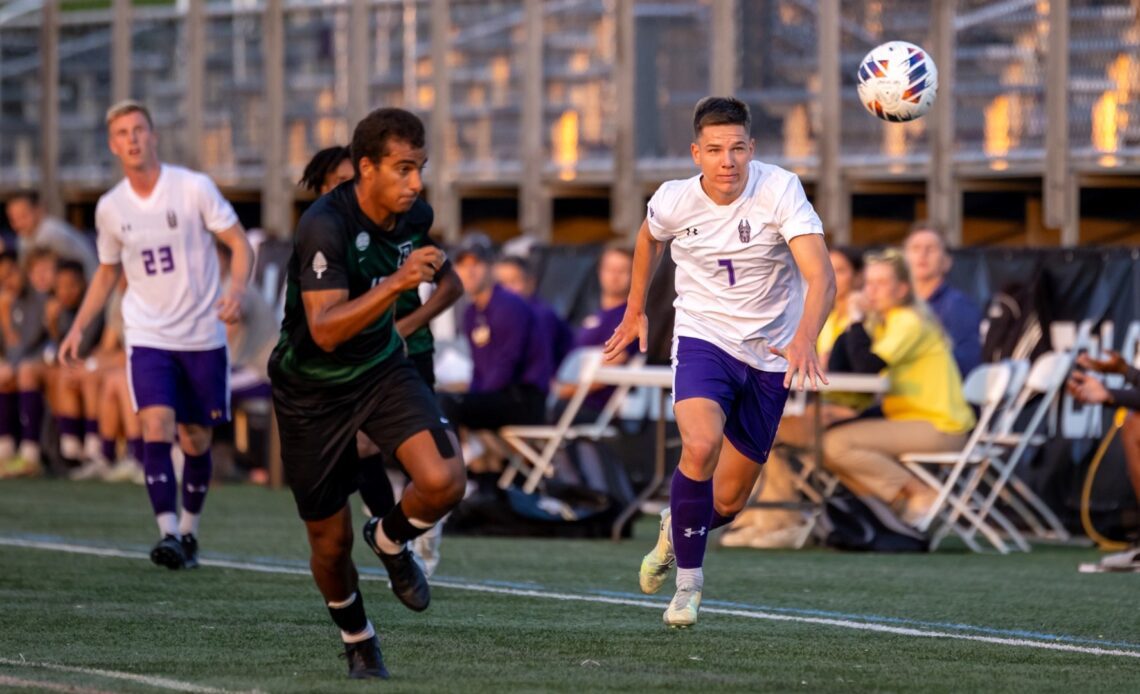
[{"xmin": 271, "ymin": 355, "xmax": 448, "ymax": 521}]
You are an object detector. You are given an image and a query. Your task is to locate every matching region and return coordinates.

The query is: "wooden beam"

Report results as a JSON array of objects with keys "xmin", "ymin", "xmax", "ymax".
[
  {"xmin": 111, "ymin": 0, "xmax": 132, "ymax": 103},
  {"xmin": 184, "ymin": 0, "xmax": 205, "ymax": 171},
  {"xmin": 926, "ymin": 0, "xmax": 959, "ymax": 244},
  {"xmin": 40, "ymin": 0, "xmax": 61, "ymax": 215},
  {"xmin": 262, "ymin": 0, "xmax": 287, "ymax": 235},
  {"xmin": 710, "ymin": 0, "xmax": 738, "ymax": 96},
  {"xmin": 1044, "ymin": 0, "xmax": 1078, "ymax": 246},
  {"xmin": 817, "ymin": 0, "xmax": 848, "ymax": 243},
  {"xmin": 348, "ymin": 0, "xmax": 369, "ymax": 125},
  {"xmin": 612, "ymin": 0, "xmax": 640, "ymax": 239},
  {"xmin": 429, "ymin": 0, "xmax": 459, "ymax": 241},
  {"xmin": 519, "ymin": 0, "xmax": 550, "ymax": 240}
]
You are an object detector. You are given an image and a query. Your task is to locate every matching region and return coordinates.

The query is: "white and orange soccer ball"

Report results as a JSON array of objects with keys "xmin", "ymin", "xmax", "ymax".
[{"xmin": 856, "ymin": 40, "xmax": 938, "ymax": 122}]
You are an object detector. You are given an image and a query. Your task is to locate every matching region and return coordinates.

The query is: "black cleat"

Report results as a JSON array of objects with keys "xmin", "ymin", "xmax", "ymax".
[
  {"xmin": 181, "ymin": 534, "xmax": 199, "ymax": 569},
  {"xmin": 342, "ymin": 635, "xmax": 390, "ymax": 680},
  {"xmin": 363, "ymin": 517, "xmax": 430, "ymax": 612},
  {"xmin": 150, "ymin": 534, "xmax": 186, "ymax": 570}
]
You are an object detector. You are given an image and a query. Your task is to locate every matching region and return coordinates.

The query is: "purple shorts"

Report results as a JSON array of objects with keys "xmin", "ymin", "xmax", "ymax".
[
  {"xmin": 128, "ymin": 345, "xmax": 230, "ymax": 426},
  {"xmin": 672, "ymin": 336, "xmax": 789, "ymax": 464}
]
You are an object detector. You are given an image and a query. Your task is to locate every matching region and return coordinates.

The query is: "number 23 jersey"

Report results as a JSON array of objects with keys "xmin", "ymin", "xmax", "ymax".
[
  {"xmin": 646, "ymin": 160, "xmax": 824, "ymax": 372},
  {"xmin": 95, "ymin": 164, "xmax": 239, "ymax": 351}
]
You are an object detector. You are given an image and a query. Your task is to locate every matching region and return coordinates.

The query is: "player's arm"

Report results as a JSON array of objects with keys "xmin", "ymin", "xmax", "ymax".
[
  {"xmin": 215, "ymin": 223, "xmax": 254, "ymax": 324},
  {"xmin": 59, "ymin": 263, "xmax": 122, "ymax": 365},
  {"xmin": 303, "ymin": 248, "xmax": 442, "ymax": 352},
  {"xmin": 395, "ymin": 262, "xmax": 462, "ymax": 338},
  {"xmin": 603, "ymin": 219, "xmax": 663, "ymax": 361},
  {"xmin": 773, "ymin": 234, "xmax": 835, "ymax": 391}
]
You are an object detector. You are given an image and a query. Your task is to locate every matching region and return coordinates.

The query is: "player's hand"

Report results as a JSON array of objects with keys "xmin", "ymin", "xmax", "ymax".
[
  {"xmin": 58, "ymin": 327, "xmax": 84, "ymax": 367},
  {"xmin": 216, "ymin": 285, "xmax": 245, "ymax": 324},
  {"xmin": 604, "ymin": 310, "xmax": 647, "ymax": 362},
  {"xmin": 395, "ymin": 247, "xmax": 445, "ymax": 292},
  {"xmin": 1076, "ymin": 350, "xmax": 1127, "ymax": 376},
  {"xmin": 847, "ymin": 290, "xmax": 869, "ymax": 324},
  {"xmin": 1067, "ymin": 370, "xmax": 1111, "ymax": 405},
  {"xmin": 770, "ymin": 335, "xmax": 829, "ymax": 392}
]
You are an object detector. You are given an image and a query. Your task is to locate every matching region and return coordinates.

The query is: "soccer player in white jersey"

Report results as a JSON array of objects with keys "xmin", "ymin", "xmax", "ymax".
[
  {"xmin": 60, "ymin": 100, "xmax": 253, "ymax": 570},
  {"xmin": 604, "ymin": 97, "xmax": 835, "ymax": 627}
]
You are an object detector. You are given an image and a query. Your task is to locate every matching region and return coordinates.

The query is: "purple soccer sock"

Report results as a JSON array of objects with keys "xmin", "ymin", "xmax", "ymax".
[
  {"xmin": 181, "ymin": 451, "xmax": 213, "ymax": 515},
  {"xmin": 84, "ymin": 418, "xmax": 99, "ymax": 437},
  {"xmin": 143, "ymin": 441, "xmax": 178, "ymax": 517},
  {"xmin": 0, "ymin": 392, "xmax": 14, "ymax": 439},
  {"xmin": 58, "ymin": 416, "xmax": 83, "ymax": 440},
  {"xmin": 710, "ymin": 509, "xmax": 737, "ymax": 530},
  {"xmin": 17, "ymin": 391, "xmax": 44, "ymax": 444},
  {"xmin": 101, "ymin": 437, "xmax": 117, "ymax": 462},
  {"xmin": 128, "ymin": 438, "xmax": 144, "ymax": 462},
  {"xmin": 670, "ymin": 468, "xmax": 714, "ymax": 570}
]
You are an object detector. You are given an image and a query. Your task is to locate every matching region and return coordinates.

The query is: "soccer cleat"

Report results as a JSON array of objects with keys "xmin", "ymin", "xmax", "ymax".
[
  {"xmin": 638, "ymin": 508, "xmax": 675, "ymax": 594},
  {"xmin": 0, "ymin": 456, "xmax": 42, "ymax": 480},
  {"xmin": 663, "ymin": 585, "xmax": 702, "ymax": 628},
  {"xmin": 150, "ymin": 534, "xmax": 186, "ymax": 570},
  {"xmin": 181, "ymin": 534, "xmax": 200, "ymax": 569},
  {"xmin": 412, "ymin": 521, "xmax": 443, "ymax": 579},
  {"xmin": 363, "ymin": 517, "xmax": 430, "ymax": 611},
  {"xmin": 342, "ymin": 636, "xmax": 390, "ymax": 680},
  {"xmin": 103, "ymin": 458, "xmax": 145, "ymax": 484},
  {"xmin": 69, "ymin": 458, "xmax": 111, "ymax": 481}
]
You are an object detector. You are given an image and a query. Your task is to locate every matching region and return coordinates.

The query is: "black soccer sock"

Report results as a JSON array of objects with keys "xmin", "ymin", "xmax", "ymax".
[
  {"xmin": 326, "ymin": 591, "xmax": 371, "ymax": 641},
  {"xmin": 357, "ymin": 454, "xmax": 396, "ymax": 518},
  {"xmin": 380, "ymin": 502, "xmax": 431, "ymax": 546}
]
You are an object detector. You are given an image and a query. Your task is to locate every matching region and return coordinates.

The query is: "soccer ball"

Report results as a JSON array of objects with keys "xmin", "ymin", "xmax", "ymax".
[{"xmin": 856, "ymin": 41, "xmax": 938, "ymax": 122}]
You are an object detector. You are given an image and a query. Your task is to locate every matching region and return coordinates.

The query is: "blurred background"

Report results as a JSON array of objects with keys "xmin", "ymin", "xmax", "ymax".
[{"xmin": 1, "ymin": 0, "xmax": 1138, "ymax": 246}]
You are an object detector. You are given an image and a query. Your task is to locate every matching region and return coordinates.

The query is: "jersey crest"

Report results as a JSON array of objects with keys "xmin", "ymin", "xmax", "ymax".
[
  {"xmin": 166, "ymin": 210, "xmax": 178, "ymax": 229},
  {"xmin": 313, "ymin": 251, "xmax": 328, "ymax": 279},
  {"xmin": 738, "ymin": 219, "xmax": 751, "ymax": 243}
]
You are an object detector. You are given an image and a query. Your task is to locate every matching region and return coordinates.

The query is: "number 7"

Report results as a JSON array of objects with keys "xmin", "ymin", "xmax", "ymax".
[{"xmin": 718, "ymin": 259, "xmax": 736, "ymax": 286}]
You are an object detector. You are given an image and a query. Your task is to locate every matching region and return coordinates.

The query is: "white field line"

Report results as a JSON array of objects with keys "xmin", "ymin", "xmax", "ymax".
[
  {"xmin": 0, "ymin": 673, "xmax": 117, "ymax": 694},
  {"xmin": 3, "ymin": 537, "xmax": 1140, "ymax": 662},
  {"xmin": 0, "ymin": 656, "xmax": 257, "ymax": 694}
]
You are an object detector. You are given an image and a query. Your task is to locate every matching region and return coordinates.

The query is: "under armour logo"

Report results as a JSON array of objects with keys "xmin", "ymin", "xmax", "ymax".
[
  {"xmin": 440, "ymin": 417, "xmax": 450, "ymax": 425},
  {"xmin": 146, "ymin": 474, "xmax": 169, "ymax": 485},
  {"xmin": 185, "ymin": 484, "xmax": 209, "ymax": 493},
  {"xmin": 683, "ymin": 526, "xmax": 707, "ymax": 538},
  {"xmin": 685, "ymin": 227, "xmax": 699, "ymax": 237}
]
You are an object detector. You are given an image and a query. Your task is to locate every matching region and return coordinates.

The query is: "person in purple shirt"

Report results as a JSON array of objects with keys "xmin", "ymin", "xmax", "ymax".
[
  {"xmin": 494, "ymin": 254, "xmax": 573, "ymax": 375},
  {"xmin": 554, "ymin": 244, "xmax": 635, "ymax": 416},
  {"xmin": 904, "ymin": 222, "xmax": 983, "ymax": 378},
  {"xmin": 441, "ymin": 233, "xmax": 549, "ymax": 430}
]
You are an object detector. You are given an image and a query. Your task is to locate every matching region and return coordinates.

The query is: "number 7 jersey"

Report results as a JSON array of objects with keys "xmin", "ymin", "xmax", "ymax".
[
  {"xmin": 646, "ymin": 160, "xmax": 824, "ymax": 372},
  {"xmin": 94, "ymin": 164, "xmax": 239, "ymax": 351}
]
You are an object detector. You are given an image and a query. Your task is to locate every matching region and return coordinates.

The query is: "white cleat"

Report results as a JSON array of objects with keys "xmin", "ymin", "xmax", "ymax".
[
  {"xmin": 412, "ymin": 518, "xmax": 444, "ymax": 579},
  {"xmin": 663, "ymin": 584, "xmax": 702, "ymax": 628},
  {"xmin": 638, "ymin": 508, "xmax": 675, "ymax": 594},
  {"xmin": 69, "ymin": 458, "xmax": 111, "ymax": 481}
]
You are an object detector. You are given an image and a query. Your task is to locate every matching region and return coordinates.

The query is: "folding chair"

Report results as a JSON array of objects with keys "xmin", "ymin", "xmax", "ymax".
[
  {"xmin": 498, "ymin": 347, "xmax": 645, "ymax": 494},
  {"xmin": 899, "ymin": 362, "xmax": 1013, "ymax": 553},
  {"xmin": 967, "ymin": 351, "xmax": 1075, "ymax": 544}
]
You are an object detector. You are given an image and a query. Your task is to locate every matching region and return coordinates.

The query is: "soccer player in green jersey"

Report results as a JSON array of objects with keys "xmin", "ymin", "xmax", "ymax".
[{"xmin": 269, "ymin": 108, "xmax": 465, "ymax": 680}]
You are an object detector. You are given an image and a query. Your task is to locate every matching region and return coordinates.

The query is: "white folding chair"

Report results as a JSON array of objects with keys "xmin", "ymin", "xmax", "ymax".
[
  {"xmin": 498, "ymin": 347, "xmax": 644, "ymax": 494},
  {"xmin": 968, "ymin": 351, "xmax": 1075, "ymax": 544},
  {"xmin": 899, "ymin": 362, "xmax": 1013, "ymax": 553}
]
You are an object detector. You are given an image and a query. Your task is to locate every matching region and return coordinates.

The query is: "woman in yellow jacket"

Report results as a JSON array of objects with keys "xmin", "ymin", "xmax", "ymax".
[{"xmin": 821, "ymin": 249, "xmax": 975, "ymax": 528}]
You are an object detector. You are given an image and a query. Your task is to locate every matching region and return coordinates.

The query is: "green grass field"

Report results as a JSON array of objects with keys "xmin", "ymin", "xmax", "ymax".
[{"xmin": 1, "ymin": 478, "xmax": 1138, "ymax": 693}]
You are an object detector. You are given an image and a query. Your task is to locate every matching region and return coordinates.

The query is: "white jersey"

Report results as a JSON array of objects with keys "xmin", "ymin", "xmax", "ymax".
[
  {"xmin": 647, "ymin": 160, "xmax": 823, "ymax": 372},
  {"xmin": 95, "ymin": 164, "xmax": 239, "ymax": 351}
]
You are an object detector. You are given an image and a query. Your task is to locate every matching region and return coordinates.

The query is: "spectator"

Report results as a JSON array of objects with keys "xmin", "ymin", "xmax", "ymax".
[
  {"xmin": 904, "ymin": 221, "xmax": 982, "ymax": 378},
  {"xmin": 91, "ymin": 274, "xmax": 145, "ymax": 483},
  {"xmin": 440, "ymin": 232, "xmax": 548, "ymax": 431},
  {"xmin": 552, "ymin": 244, "xmax": 635, "ymax": 416},
  {"xmin": 298, "ymin": 146, "xmax": 353, "ymax": 196},
  {"xmin": 722, "ymin": 246, "xmax": 872, "ymax": 548},
  {"xmin": 822, "ymin": 248, "xmax": 976, "ymax": 527},
  {"xmin": 46, "ymin": 260, "xmax": 106, "ymax": 471},
  {"xmin": 1067, "ymin": 351, "xmax": 1140, "ymax": 570},
  {"xmin": 4, "ymin": 191, "xmax": 98, "ymax": 277},
  {"xmin": 494, "ymin": 254, "xmax": 573, "ymax": 378},
  {"xmin": 0, "ymin": 249, "xmax": 57, "ymax": 477}
]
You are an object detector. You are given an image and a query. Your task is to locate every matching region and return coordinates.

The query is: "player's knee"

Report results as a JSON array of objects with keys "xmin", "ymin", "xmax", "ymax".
[
  {"xmin": 682, "ymin": 432, "xmax": 721, "ymax": 467},
  {"xmin": 308, "ymin": 521, "xmax": 353, "ymax": 562},
  {"xmin": 416, "ymin": 461, "xmax": 466, "ymax": 507},
  {"xmin": 15, "ymin": 364, "xmax": 38, "ymax": 390}
]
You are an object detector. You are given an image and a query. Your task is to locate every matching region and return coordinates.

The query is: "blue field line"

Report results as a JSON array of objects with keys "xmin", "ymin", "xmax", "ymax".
[
  {"xmin": 586, "ymin": 588, "xmax": 1140, "ymax": 651},
  {"xmin": 7, "ymin": 532, "xmax": 1140, "ymax": 653}
]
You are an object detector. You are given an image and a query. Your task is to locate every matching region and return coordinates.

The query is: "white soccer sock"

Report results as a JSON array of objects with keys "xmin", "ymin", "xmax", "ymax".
[
  {"xmin": 409, "ymin": 517, "xmax": 433, "ymax": 530},
  {"xmin": 342, "ymin": 620, "xmax": 375, "ymax": 644},
  {"xmin": 676, "ymin": 567, "xmax": 704, "ymax": 590},
  {"xmin": 156, "ymin": 512, "xmax": 179, "ymax": 538},
  {"xmin": 179, "ymin": 511, "xmax": 200, "ymax": 537},
  {"xmin": 374, "ymin": 521, "xmax": 405, "ymax": 555}
]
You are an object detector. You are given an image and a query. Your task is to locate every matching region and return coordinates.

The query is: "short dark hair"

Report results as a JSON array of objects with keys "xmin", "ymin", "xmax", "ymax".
[
  {"xmin": 832, "ymin": 245, "xmax": 864, "ymax": 274},
  {"xmin": 299, "ymin": 145, "xmax": 351, "ymax": 193},
  {"xmin": 350, "ymin": 108, "xmax": 426, "ymax": 178},
  {"xmin": 693, "ymin": 96, "xmax": 751, "ymax": 138},
  {"xmin": 56, "ymin": 259, "xmax": 85, "ymax": 279},
  {"xmin": 7, "ymin": 190, "xmax": 40, "ymax": 207},
  {"xmin": 496, "ymin": 254, "xmax": 533, "ymax": 277},
  {"xmin": 906, "ymin": 220, "xmax": 950, "ymax": 251},
  {"xmin": 0, "ymin": 250, "xmax": 18, "ymax": 265}
]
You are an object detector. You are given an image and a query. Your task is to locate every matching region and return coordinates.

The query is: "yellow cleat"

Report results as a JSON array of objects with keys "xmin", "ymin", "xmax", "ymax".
[{"xmin": 638, "ymin": 508, "xmax": 675, "ymax": 594}]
